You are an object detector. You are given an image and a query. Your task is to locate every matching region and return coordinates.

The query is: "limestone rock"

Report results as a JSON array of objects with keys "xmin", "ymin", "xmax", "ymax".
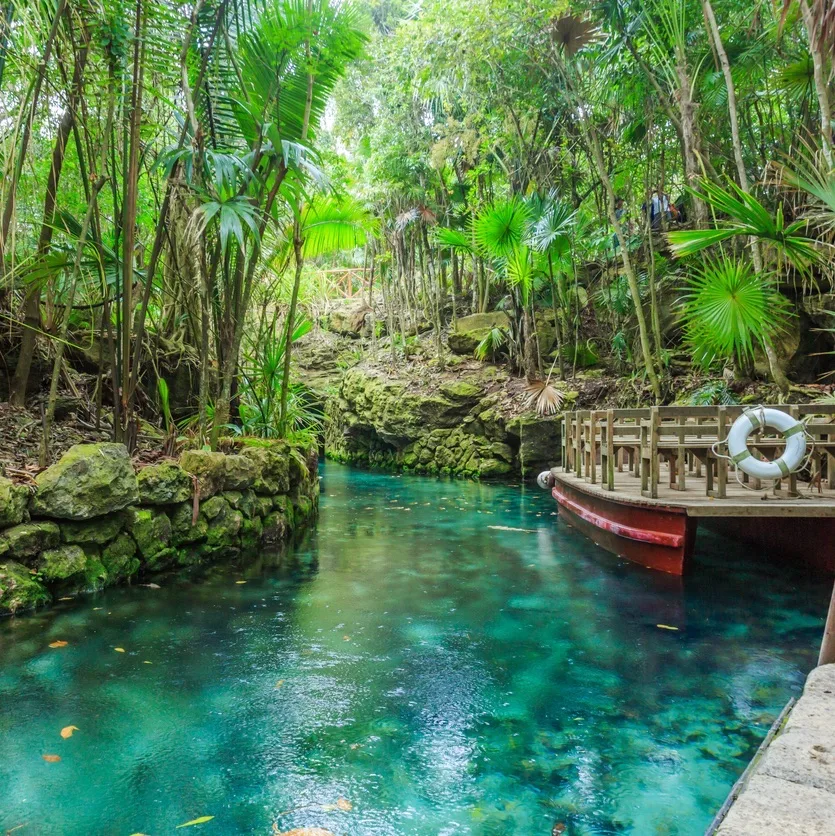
[
  {"xmin": 101, "ymin": 534, "xmax": 140, "ymax": 581},
  {"xmin": 0, "ymin": 477, "xmax": 30, "ymax": 528},
  {"xmin": 223, "ymin": 454, "xmax": 258, "ymax": 490},
  {"xmin": 0, "ymin": 561, "xmax": 50, "ymax": 613},
  {"xmin": 137, "ymin": 461, "xmax": 193, "ymax": 505},
  {"xmin": 32, "ymin": 443, "xmax": 138, "ymax": 520},
  {"xmin": 39, "ymin": 544, "xmax": 87, "ymax": 581},
  {"xmin": 242, "ymin": 444, "xmax": 290, "ymax": 495},
  {"xmin": 326, "ymin": 300, "xmax": 372, "ymax": 337},
  {"xmin": 180, "ymin": 450, "xmax": 227, "ymax": 498},
  {"xmin": 170, "ymin": 502, "xmax": 208, "ymax": 546},
  {"xmin": 447, "ymin": 311, "xmax": 509, "ymax": 355},
  {"xmin": 125, "ymin": 507, "xmax": 173, "ymax": 565},
  {"xmin": 1, "ymin": 521, "xmax": 61, "ymax": 559},
  {"xmin": 506, "ymin": 414, "xmax": 562, "ymax": 477},
  {"xmin": 61, "ymin": 515, "xmax": 124, "ymax": 545},
  {"xmin": 262, "ymin": 510, "xmax": 289, "ymax": 545}
]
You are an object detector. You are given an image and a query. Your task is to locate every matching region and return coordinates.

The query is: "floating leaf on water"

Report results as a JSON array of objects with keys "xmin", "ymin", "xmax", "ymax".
[
  {"xmin": 140, "ymin": 583, "xmax": 161, "ymax": 589},
  {"xmin": 656, "ymin": 624, "xmax": 679, "ymax": 631},
  {"xmin": 175, "ymin": 815, "xmax": 214, "ymax": 828},
  {"xmin": 552, "ymin": 824, "xmax": 566, "ymax": 836},
  {"xmin": 42, "ymin": 754, "xmax": 61, "ymax": 763},
  {"xmin": 342, "ymin": 636, "xmax": 351, "ymax": 641},
  {"xmin": 93, "ymin": 607, "xmax": 103, "ymax": 611},
  {"xmin": 114, "ymin": 647, "xmax": 126, "ymax": 653},
  {"xmin": 487, "ymin": 525, "xmax": 537, "ymax": 533},
  {"xmin": 143, "ymin": 661, "xmax": 153, "ymax": 665},
  {"xmin": 48, "ymin": 641, "xmax": 68, "ymax": 648},
  {"xmin": 60, "ymin": 726, "xmax": 79, "ymax": 739},
  {"xmin": 275, "ymin": 680, "xmax": 284, "ymax": 688},
  {"xmin": 58, "ymin": 597, "xmax": 74, "ymax": 601},
  {"xmin": 235, "ymin": 581, "xmax": 247, "ymax": 585},
  {"xmin": 335, "ymin": 799, "xmax": 352, "ymax": 811}
]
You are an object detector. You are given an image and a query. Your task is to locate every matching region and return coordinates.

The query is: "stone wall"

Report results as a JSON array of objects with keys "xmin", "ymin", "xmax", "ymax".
[
  {"xmin": 0, "ymin": 440, "xmax": 319, "ymax": 615},
  {"xmin": 325, "ymin": 366, "xmax": 561, "ymax": 479}
]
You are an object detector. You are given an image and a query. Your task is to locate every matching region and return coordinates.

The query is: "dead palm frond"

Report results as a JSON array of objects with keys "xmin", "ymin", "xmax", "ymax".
[{"xmin": 523, "ymin": 379, "xmax": 565, "ymax": 416}]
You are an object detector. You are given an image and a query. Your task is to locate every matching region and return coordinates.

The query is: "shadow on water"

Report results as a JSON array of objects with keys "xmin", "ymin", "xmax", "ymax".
[{"xmin": 0, "ymin": 462, "xmax": 829, "ymax": 835}]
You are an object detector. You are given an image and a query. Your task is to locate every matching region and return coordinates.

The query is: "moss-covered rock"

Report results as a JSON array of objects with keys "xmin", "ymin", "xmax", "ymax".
[
  {"xmin": 242, "ymin": 444, "xmax": 291, "ymax": 495},
  {"xmin": 170, "ymin": 502, "xmax": 208, "ymax": 545},
  {"xmin": 478, "ymin": 458, "xmax": 512, "ymax": 478},
  {"xmin": 223, "ymin": 455, "xmax": 258, "ymax": 490},
  {"xmin": 1, "ymin": 521, "xmax": 61, "ymax": 559},
  {"xmin": 439, "ymin": 380, "xmax": 484, "ymax": 401},
  {"xmin": 0, "ymin": 561, "xmax": 50, "ymax": 613},
  {"xmin": 39, "ymin": 544, "xmax": 87, "ymax": 581},
  {"xmin": 203, "ymin": 501, "xmax": 243, "ymax": 549},
  {"xmin": 137, "ymin": 461, "xmax": 193, "ymax": 505},
  {"xmin": 180, "ymin": 450, "xmax": 227, "ymax": 498},
  {"xmin": 447, "ymin": 311, "xmax": 509, "ymax": 355},
  {"xmin": 101, "ymin": 534, "xmax": 140, "ymax": 581},
  {"xmin": 31, "ymin": 443, "xmax": 138, "ymax": 520},
  {"xmin": 0, "ymin": 477, "xmax": 30, "ymax": 528},
  {"xmin": 125, "ymin": 507, "xmax": 173, "ymax": 565},
  {"xmin": 61, "ymin": 515, "xmax": 124, "ymax": 545},
  {"xmin": 240, "ymin": 515, "xmax": 263, "ymax": 549},
  {"xmin": 262, "ymin": 510, "xmax": 289, "ymax": 545}
]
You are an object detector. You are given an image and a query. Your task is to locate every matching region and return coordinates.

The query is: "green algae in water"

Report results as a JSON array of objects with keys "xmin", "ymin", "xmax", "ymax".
[{"xmin": 0, "ymin": 463, "xmax": 829, "ymax": 835}]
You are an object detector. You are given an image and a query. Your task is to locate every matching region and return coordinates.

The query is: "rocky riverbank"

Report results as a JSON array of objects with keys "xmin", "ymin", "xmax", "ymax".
[
  {"xmin": 0, "ymin": 440, "xmax": 319, "ymax": 615},
  {"xmin": 324, "ymin": 364, "xmax": 562, "ymax": 479}
]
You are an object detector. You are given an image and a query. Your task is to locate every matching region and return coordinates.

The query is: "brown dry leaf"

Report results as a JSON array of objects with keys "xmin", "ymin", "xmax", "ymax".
[
  {"xmin": 114, "ymin": 647, "xmax": 126, "ymax": 653},
  {"xmin": 42, "ymin": 754, "xmax": 61, "ymax": 763},
  {"xmin": 48, "ymin": 641, "xmax": 68, "ymax": 648},
  {"xmin": 335, "ymin": 799, "xmax": 352, "ymax": 812},
  {"xmin": 60, "ymin": 726, "xmax": 79, "ymax": 739},
  {"xmin": 6, "ymin": 824, "xmax": 26, "ymax": 835},
  {"xmin": 342, "ymin": 636, "xmax": 351, "ymax": 642},
  {"xmin": 523, "ymin": 379, "xmax": 564, "ymax": 417}
]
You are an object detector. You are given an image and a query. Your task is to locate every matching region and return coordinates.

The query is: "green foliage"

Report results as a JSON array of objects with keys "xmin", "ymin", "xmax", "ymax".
[
  {"xmin": 681, "ymin": 256, "xmax": 791, "ymax": 367},
  {"xmin": 474, "ymin": 327, "xmax": 507, "ymax": 361},
  {"xmin": 689, "ymin": 381, "xmax": 739, "ymax": 406},
  {"xmin": 474, "ymin": 198, "xmax": 530, "ymax": 258}
]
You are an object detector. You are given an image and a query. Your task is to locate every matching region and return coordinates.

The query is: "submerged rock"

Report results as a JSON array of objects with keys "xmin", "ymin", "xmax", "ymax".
[
  {"xmin": 137, "ymin": 462, "xmax": 193, "ymax": 505},
  {"xmin": 31, "ymin": 443, "xmax": 138, "ymax": 520}
]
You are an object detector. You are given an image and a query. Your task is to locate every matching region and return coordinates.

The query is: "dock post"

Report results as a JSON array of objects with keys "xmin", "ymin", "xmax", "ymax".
[
  {"xmin": 819, "ymin": 580, "xmax": 835, "ymax": 666},
  {"xmin": 606, "ymin": 409, "xmax": 615, "ymax": 490},
  {"xmin": 589, "ymin": 412, "xmax": 598, "ymax": 484}
]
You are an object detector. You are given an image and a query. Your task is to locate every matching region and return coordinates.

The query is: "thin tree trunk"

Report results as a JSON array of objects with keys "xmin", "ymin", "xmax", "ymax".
[{"xmin": 800, "ymin": 0, "xmax": 834, "ymax": 168}]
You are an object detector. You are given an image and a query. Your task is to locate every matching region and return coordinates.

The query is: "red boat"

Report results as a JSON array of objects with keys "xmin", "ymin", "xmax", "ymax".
[{"xmin": 543, "ymin": 405, "xmax": 835, "ymax": 576}]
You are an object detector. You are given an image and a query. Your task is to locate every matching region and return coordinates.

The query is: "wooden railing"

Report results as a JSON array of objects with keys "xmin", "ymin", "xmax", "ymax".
[{"xmin": 560, "ymin": 404, "xmax": 835, "ymax": 499}]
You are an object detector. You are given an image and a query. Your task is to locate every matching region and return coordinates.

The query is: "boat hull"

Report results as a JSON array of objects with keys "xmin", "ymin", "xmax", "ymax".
[{"xmin": 552, "ymin": 478, "xmax": 697, "ymax": 575}]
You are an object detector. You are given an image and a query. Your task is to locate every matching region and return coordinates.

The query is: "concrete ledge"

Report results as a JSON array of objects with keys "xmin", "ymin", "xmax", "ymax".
[{"xmin": 715, "ymin": 664, "xmax": 835, "ymax": 835}]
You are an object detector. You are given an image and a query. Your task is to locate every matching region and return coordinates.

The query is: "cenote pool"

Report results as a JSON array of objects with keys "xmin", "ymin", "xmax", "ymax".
[{"xmin": 0, "ymin": 463, "xmax": 830, "ymax": 835}]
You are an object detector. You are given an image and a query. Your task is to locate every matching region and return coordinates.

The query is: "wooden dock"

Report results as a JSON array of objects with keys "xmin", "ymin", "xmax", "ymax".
[{"xmin": 545, "ymin": 404, "xmax": 835, "ymax": 576}]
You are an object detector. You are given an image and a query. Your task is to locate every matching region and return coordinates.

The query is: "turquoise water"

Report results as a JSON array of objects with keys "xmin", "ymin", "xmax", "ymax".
[{"xmin": 0, "ymin": 463, "xmax": 829, "ymax": 835}]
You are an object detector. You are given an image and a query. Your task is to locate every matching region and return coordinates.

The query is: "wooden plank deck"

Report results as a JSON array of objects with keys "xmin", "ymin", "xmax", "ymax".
[{"xmin": 552, "ymin": 466, "xmax": 835, "ymax": 518}]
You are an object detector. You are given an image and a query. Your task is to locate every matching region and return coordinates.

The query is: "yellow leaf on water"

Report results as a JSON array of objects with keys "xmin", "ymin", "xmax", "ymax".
[
  {"xmin": 342, "ymin": 636, "xmax": 351, "ymax": 641},
  {"xmin": 42, "ymin": 754, "xmax": 61, "ymax": 763},
  {"xmin": 175, "ymin": 815, "xmax": 215, "ymax": 828},
  {"xmin": 60, "ymin": 725, "xmax": 79, "ymax": 739},
  {"xmin": 656, "ymin": 624, "xmax": 679, "ymax": 631},
  {"xmin": 114, "ymin": 647, "xmax": 126, "ymax": 653},
  {"xmin": 335, "ymin": 798, "xmax": 353, "ymax": 811},
  {"xmin": 235, "ymin": 580, "xmax": 246, "ymax": 584},
  {"xmin": 58, "ymin": 596, "xmax": 74, "ymax": 601},
  {"xmin": 275, "ymin": 680, "xmax": 284, "ymax": 688},
  {"xmin": 143, "ymin": 661, "xmax": 153, "ymax": 665},
  {"xmin": 93, "ymin": 607, "xmax": 103, "ymax": 611},
  {"xmin": 48, "ymin": 641, "xmax": 68, "ymax": 648},
  {"xmin": 129, "ymin": 833, "xmax": 150, "ymax": 835}
]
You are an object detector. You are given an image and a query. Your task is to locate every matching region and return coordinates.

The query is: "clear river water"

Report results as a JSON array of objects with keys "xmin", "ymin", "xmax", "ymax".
[{"xmin": 0, "ymin": 462, "xmax": 830, "ymax": 835}]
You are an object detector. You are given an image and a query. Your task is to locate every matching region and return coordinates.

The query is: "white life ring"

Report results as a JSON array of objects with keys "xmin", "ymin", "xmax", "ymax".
[{"xmin": 726, "ymin": 408, "xmax": 806, "ymax": 480}]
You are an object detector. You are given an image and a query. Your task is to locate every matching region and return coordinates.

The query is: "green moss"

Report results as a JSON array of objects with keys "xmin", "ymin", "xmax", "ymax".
[
  {"xmin": 39, "ymin": 544, "xmax": 87, "ymax": 581},
  {"xmin": 101, "ymin": 534, "xmax": 140, "ymax": 582},
  {"xmin": 1, "ymin": 521, "xmax": 61, "ymax": 559},
  {"xmin": 0, "ymin": 561, "xmax": 50, "ymax": 613},
  {"xmin": 125, "ymin": 507, "xmax": 172, "ymax": 562},
  {"xmin": 180, "ymin": 450, "xmax": 227, "ymax": 498},
  {"xmin": 137, "ymin": 462, "xmax": 193, "ymax": 505},
  {"xmin": 170, "ymin": 502, "xmax": 208, "ymax": 546},
  {"xmin": 0, "ymin": 477, "xmax": 29, "ymax": 527},
  {"xmin": 61, "ymin": 516, "xmax": 124, "ymax": 545}
]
